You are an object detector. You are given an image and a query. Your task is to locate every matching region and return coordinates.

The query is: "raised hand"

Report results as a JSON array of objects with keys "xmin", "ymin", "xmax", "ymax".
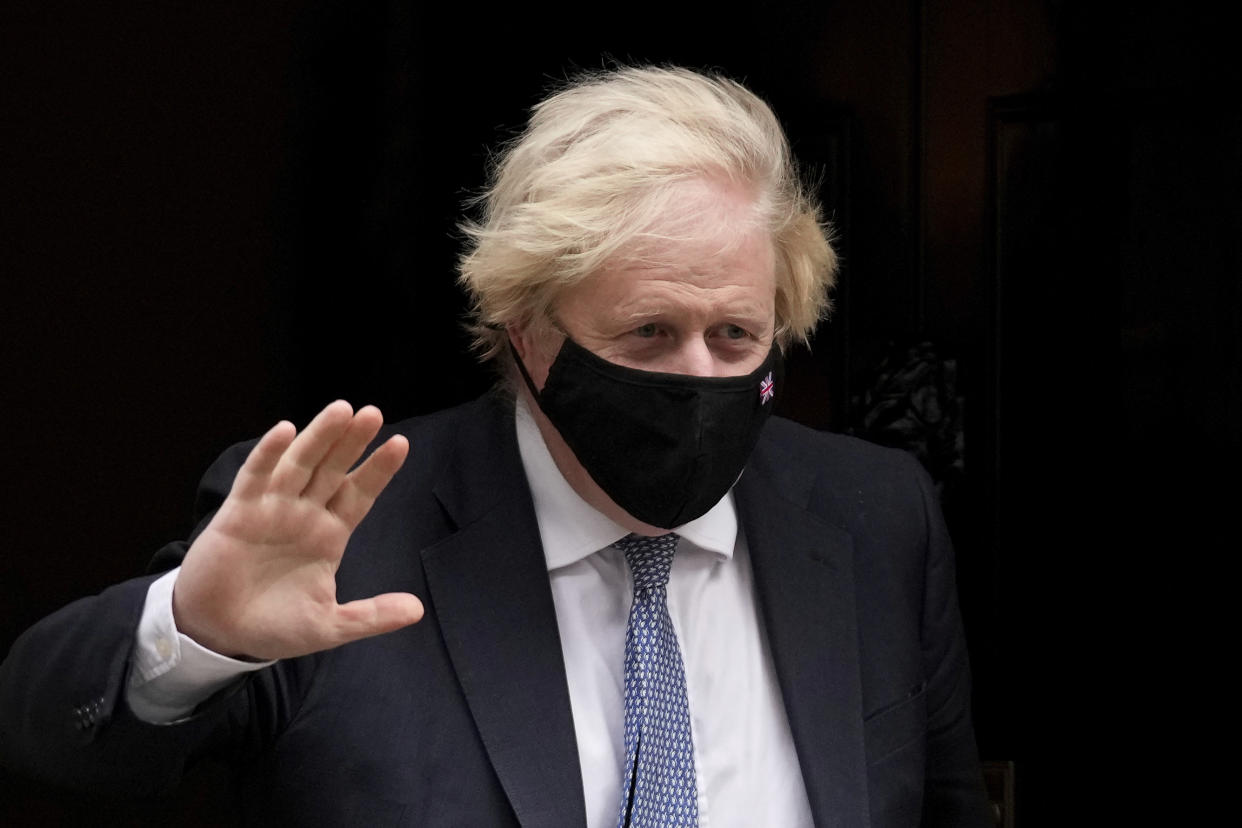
[{"xmin": 172, "ymin": 401, "xmax": 423, "ymax": 661}]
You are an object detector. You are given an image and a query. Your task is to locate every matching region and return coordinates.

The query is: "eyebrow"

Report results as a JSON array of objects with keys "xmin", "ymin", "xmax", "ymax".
[{"xmin": 608, "ymin": 304, "xmax": 775, "ymax": 333}]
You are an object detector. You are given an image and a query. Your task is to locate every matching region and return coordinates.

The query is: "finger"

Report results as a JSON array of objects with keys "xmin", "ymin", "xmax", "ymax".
[
  {"xmin": 230, "ymin": 420, "xmax": 296, "ymax": 499},
  {"xmin": 270, "ymin": 400, "xmax": 354, "ymax": 494},
  {"xmin": 326, "ymin": 435, "xmax": 409, "ymax": 528},
  {"xmin": 301, "ymin": 405, "xmax": 384, "ymax": 504},
  {"xmin": 329, "ymin": 592, "xmax": 424, "ymax": 647}
]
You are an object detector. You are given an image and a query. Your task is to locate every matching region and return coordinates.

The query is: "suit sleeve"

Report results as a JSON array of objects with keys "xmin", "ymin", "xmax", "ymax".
[
  {"xmin": 0, "ymin": 440, "xmax": 312, "ymax": 796},
  {"xmin": 909, "ymin": 455, "xmax": 992, "ymax": 828}
]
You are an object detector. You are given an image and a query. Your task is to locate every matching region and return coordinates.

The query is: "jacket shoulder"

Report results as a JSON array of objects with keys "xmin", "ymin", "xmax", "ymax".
[
  {"xmin": 762, "ymin": 415, "xmax": 926, "ymax": 488},
  {"xmin": 752, "ymin": 416, "xmax": 936, "ymax": 548},
  {"xmin": 385, "ymin": 393, "xmax": 512, "ymax": 447}
]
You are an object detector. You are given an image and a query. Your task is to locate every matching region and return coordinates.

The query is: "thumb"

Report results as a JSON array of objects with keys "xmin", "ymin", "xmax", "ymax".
[{"xmin": 331, "ymin": 593, "xmax": 425, "ymax": 646}]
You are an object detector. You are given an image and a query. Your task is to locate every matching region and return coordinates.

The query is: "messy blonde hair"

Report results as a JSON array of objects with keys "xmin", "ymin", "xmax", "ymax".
[{"xmin": 458, "ymin": 65, "xmax": 837, "ymax": 363}]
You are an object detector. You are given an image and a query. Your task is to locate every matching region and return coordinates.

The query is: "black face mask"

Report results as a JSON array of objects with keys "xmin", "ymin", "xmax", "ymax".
[{"xmin": 514, "ymin": 336, "xmax": 782, "ymax": 529}]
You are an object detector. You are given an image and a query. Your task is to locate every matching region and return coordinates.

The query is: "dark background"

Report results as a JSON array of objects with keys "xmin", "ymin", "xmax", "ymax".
[{"xmin": 2, "ymin": 1, "xmax": 1236, "ymax": 824}]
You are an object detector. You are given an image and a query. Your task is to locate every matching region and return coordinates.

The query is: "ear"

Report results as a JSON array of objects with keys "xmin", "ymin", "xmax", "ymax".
[
  {"xmin": 506, "ymin": 322, "xmax": 532, "ymax": 362},
  {"xmin": 506, "ymin": 320, "xmax": 561, "ymax": 393}
]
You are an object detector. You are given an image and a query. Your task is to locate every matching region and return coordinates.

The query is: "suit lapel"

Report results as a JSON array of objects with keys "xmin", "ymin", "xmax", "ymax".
[
  {"xmin": 736, "ymin": 434, "xmax": 870, "ymax": 828},
  {"xmin": 420, "ymin": 396, "xmax": 585, "ymax": 828}
]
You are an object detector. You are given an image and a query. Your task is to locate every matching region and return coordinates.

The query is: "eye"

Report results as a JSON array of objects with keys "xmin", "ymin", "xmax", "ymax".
[
  {"xmin": 722, "ymin": 324, "xmax": 748, "ymax": 340},
  {"xmin": 633, "ymin": 323, "xmax": 658, "ymax": 338}
]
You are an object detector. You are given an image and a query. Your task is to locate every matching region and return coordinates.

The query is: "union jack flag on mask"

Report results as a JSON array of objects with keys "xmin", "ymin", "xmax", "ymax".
[{"xmin": 759, "ymin": 371, "xmax": 775, "ymax": 404}]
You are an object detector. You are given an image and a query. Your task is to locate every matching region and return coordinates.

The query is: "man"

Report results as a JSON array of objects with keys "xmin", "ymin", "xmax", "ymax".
[{"xmin": 0, "ymin": 67, "xmax": 989, "ymax": 827}]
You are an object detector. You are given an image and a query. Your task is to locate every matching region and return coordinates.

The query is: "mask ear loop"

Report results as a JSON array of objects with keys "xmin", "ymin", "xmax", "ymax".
[
  {"xmin": 506, "ymin": 312, "xmax": 573, "ymax": 400},
  {"xmin": 507, "ymin": 337, "xmax": 544, "ymax": 401}
]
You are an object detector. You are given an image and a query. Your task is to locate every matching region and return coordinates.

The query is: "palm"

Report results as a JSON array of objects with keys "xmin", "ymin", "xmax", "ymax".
[{"xmin": 173, "ymin": 401, "xmax": 422, "ymax": 660}]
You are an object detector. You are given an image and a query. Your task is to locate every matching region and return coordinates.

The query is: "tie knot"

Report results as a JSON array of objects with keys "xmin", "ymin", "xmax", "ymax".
[{"xmin": 616, "ymin": 532, "xmax": 679, "ymax": 594}]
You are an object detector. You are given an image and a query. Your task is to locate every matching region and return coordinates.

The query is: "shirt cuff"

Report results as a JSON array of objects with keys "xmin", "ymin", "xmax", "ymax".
[{"xmin": 126, "ymin": 567, "xmax": 274, "ymax": 723}]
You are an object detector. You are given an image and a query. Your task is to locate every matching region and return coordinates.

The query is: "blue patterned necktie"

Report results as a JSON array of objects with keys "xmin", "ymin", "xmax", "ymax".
[{"xmin": 614, "ymin": 532, "xmax": 699, "ymax": 828}]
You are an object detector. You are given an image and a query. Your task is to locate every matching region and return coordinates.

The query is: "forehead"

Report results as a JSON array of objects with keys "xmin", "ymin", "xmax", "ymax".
[
  {"xmin": 554, "ymin": 239, "xmax": 776, "ymax": 342},
  {"xmin": 555, "ymin": 178, "xmax": 776, "ymax": 317}
]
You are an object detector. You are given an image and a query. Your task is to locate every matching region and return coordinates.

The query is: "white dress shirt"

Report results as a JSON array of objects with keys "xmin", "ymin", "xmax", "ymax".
[{"xmin": 127, "ymin": 399, "xmax": 813, "ymax": 827}]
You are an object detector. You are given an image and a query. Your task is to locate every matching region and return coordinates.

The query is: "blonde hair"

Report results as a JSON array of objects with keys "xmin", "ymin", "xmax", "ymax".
[{"xmin": 458, "ymin": 65, "xmax": 837, "ymax": 363}]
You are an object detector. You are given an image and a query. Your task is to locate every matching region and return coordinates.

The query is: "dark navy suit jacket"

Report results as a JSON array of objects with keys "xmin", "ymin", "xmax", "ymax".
[{"xmin": 0, "ymin": 393, "xmax": 989, "ymax": 827}]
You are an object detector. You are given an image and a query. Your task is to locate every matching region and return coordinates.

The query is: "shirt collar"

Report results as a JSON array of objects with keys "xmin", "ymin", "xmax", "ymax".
[{"xmin": 514, "ymin": 396, "xmax": 737, "ymax": 571}]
